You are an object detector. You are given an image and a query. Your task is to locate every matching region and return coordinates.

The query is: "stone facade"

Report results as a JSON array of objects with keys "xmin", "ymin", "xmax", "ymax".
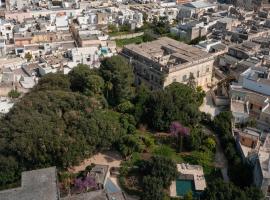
[{"xmin": 123, "ymin": 37, "xmax": 214, "ymax": 90}]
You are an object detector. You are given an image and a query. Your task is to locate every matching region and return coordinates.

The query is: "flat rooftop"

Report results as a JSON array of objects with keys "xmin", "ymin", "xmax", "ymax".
[
  {"xmin": 124, "ymin": 37, "xmax": 210, "ymax": 68},
  {"xmin": 182, "ymin": 1, "xmax": 215, "ymax": 9},
  {"xmin": 0, "ymin": 167, "xmax": 58, "ymax": 200},
  {"xmin": 241, "ymin": 67, "xmax": 270, "ymax": 87},
  {"xmin": 230, "ymin": 41, "xmax": 259, "ymax": 53},
  {"xmin": 231, "ymin": 100, "xmax": 248, "ymax": 114}
]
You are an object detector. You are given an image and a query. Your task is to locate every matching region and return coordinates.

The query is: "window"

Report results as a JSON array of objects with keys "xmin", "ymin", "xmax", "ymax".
[
  {"xmin": 206, "ymin": 67, "xmax": 209, "ymax": 72},
  {"xmin": 197, "ymin": 71, "xmax": 200, "ymax": 78},
  {"xmin": 250, "ymin": 103, "xmax": 253, "ymax": 110}
]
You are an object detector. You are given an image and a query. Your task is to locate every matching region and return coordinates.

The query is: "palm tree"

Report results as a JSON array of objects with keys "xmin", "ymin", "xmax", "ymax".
[
  {"xmin": 170, "ymin": 121, "xmax": 190, "ymax": 152},
  {"xmin": 104, "ymin": 81, "xmax": 113, "ymax": 99}
]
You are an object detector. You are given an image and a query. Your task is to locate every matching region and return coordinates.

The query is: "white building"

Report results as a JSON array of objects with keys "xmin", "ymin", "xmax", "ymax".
[
  {"xmin": 230, "ymin": 67, "xmax": 270, "ymax": 129},
  {"xmin": 0, "ymin": 20, "xmax": 13, "ymax": 40},
  {"xmin": 178, "ymin": 1, "xmax": 217, "ymax": 20},
  {"xmin": 0, "ymin": 57, "xmax": 25, "ymax": 70},
  {"xmin": 239, "ymin": 67, "xmax": 270, "ymax": 96},
  {"xmin": 69, "ymin": 47, "xmax": 100, "ymax": 68},
  {"xmin": 55, "ymin": 15, "xmax": 69, "ymax": 31}
]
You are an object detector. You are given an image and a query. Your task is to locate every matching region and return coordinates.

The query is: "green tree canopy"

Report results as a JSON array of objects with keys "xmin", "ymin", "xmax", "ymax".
[
  {"xmin": 0, "ymin": 82, "xmax": 133, "ymax": 185},
  {"xmin": 68, "ymin": 64, "xmax": 101, "ymax": 95},
  {"xmin": 8, "ymin": 89, "xmax": 21, "ymax": 98},
  {"xmin": 84, "ymin": 75, "xmax": 104, "ymax": 96},
  {"xmin": 141, "ymin": 82, "xmax": 204, "ymax": 131},
  {"xmin": 214, "ymin": 112, "xmax": 253, "ymax": 188},
  {"xmin": 25, "ymin": 52, "xmax": 32, "ymax": 62},
  {"xmin": 100, "ymin": 55, "xmax": 134, "ymax": 106},
  {"xmin": 0, "ymin": 156, "xmax": 19, "ymax": 185},
  {"xmin": 132, "ymin": 85, "xmax": 150, "ymax": 123},
  {"xmin": 202, "ymin": 179, "xmax": 263, "ymax": 200},
  {"xmin": 34, "ymin": 73, "xmax": 71, "ymax": 91},
  {"xmin": 139, "ymin": 155, "xmax": 177, "ymax": 188},
  {"xmin": 142, "ymin": 176, "xmax": 164, "ymax": 200}
]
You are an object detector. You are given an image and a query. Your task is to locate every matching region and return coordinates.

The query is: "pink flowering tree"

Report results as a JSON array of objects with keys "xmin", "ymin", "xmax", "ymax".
[
  {"xmin": 74, "ymin": 176, "xmax": 98, "ymax": 193},
  {"xmin": 170, "ymin": 121, "xmax": 190, "ymax": 152}
]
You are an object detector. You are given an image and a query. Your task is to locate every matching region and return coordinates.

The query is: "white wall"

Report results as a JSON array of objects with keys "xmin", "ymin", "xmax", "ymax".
[{"xmin": 243, "ymin": 78, "xmax": 270, "ymax": 96}]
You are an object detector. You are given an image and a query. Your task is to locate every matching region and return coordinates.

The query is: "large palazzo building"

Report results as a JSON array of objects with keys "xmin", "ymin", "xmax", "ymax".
[{"xmin": 123, "ymin": 37, "xmax": 214, "ymax": 90}]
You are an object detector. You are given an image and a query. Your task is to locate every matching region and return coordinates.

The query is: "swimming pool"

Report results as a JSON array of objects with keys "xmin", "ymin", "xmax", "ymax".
[{"xmin": 176, "ymin": 179, "xmax": 195, "ymax": 197}]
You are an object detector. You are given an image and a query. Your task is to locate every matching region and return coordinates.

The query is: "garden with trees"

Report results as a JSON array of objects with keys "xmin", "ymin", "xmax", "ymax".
[
  {"xmin": 111, "ymin": 15, "xmax": 205, "ymax": 48},
  {"xmin": 0, "ymin": 55, "xmax": 264, "ymax": 199}
]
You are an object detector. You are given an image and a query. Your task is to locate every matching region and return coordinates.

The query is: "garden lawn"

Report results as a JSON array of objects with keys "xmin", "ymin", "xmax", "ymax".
[{"xmin": 115, "ymin": 35, "xmax": 144, "ymax": 47}]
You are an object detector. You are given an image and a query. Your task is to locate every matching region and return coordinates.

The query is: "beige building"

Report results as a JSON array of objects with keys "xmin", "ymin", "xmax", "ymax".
[{"xmin": 122, "ymin": 37, "xmax": 214, "ymax": 90}]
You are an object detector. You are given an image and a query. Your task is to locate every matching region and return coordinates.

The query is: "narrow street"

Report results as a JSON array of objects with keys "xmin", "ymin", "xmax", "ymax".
[
  {"xmin": 214, "ymin": 135, "xmax": 230, "ymax": 182},
  {"xmin": 202, "ymin": 125, "xmax": 230, "ymax": 182}
]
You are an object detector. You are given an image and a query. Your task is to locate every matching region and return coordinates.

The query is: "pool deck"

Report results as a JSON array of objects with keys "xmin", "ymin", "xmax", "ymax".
[
  {"xmin": 170, "ymin": 163, "xmax": 207, "ymax": 198},
  {"xmin": 177, "ymin": 163, "xmax": 206, "ymax": 191},
  {"xmin": 170, "ymin": 181, "xmax": 177, "ymax": 197}
]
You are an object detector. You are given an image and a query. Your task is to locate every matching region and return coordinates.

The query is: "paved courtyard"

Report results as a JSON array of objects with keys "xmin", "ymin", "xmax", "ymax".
[{"xmin": 200, "ymin": 90, "xmax": 222, "ymax": 118}]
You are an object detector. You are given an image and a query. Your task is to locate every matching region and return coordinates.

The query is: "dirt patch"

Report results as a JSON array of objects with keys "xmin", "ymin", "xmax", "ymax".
[{"xmin": 69, "ymin": 151, "xmax": 123, "ymax": 173}]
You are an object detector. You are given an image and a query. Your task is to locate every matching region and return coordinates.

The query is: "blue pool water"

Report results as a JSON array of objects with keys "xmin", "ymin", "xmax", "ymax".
[
  {"xmin": 101, "ymin": 47, "xmax": 109, "ymax": 53},
  {"xmin": 176, "ymin": 179, "xmax": 196, "ymax": 197},
  {"xmin": 105, "ymin": 178, "xmax": 121, "ymax": 193}
]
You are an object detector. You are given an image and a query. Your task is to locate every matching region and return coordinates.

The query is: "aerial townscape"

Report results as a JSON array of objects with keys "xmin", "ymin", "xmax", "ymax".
[{"xmin": 1, "ymin": 0, "xmax": 270, "ymax": 199}]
